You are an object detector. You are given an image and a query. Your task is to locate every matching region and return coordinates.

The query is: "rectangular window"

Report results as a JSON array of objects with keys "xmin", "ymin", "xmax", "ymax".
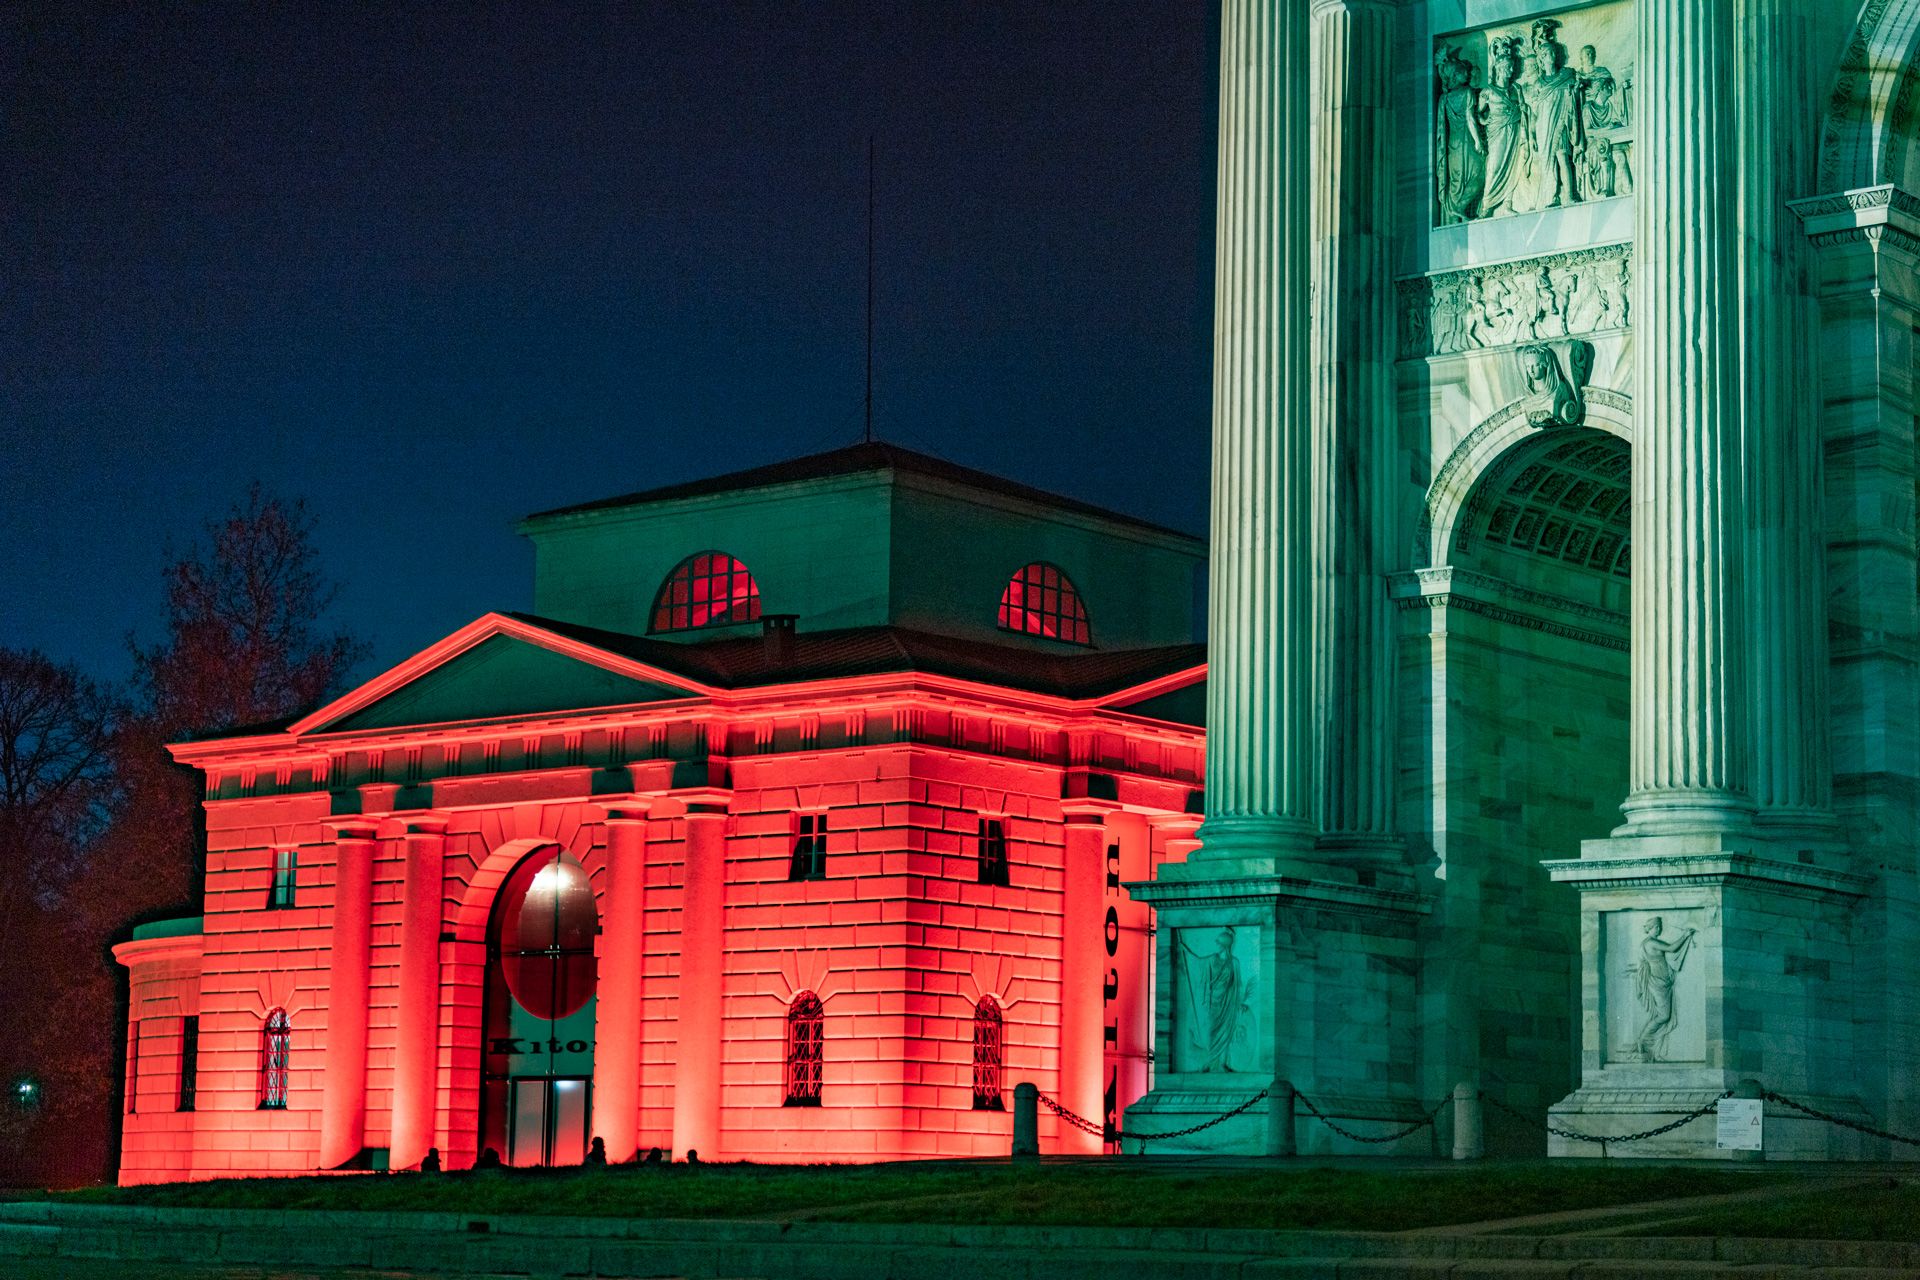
[
  {"xmin": 977, "ymin": 818, "xmax": 1009, "ymax": 887},
  {"xmin": 177, "ymin": 1016, "xmax": 199, "ymax": 1112},
  {"xmin": 268, "ymin": 848, "xmax": 298, "ymax": 908},
  {"xmin": 789, "ymin": 813, "xmax": 828, "ymax": 881},
  {"xmin": 126, "ymin": 1019, "xmax": 142, "ymax": 1114}
]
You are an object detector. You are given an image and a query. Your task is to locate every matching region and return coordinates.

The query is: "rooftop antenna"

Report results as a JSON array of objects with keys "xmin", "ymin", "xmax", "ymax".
[{"xmin": 864, "ymin": 135, "xmax": 875, "ymax": 445}]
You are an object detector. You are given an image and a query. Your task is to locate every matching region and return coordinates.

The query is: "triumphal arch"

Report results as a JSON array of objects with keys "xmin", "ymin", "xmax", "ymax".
[{"xmin": 1127, "ymin": 0, "xmax": 1920, "ymax": 1158}]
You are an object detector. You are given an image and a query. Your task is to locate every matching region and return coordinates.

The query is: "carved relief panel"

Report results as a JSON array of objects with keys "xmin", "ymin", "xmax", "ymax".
[
  {"xmin": 1434, "ymin": 2, "xmax": 1636, "ymax": 227},
  {"xmin": 1602, "ymin": 909, "xmax": 1707, "ymax": 1065},
  {"xmin": 1172, "ymin": 924, "xmax": 1265, "ymax": 1074},
  {"xmin": 1399, "ymin": 243, "xmax": 1629, "ymax": 359}
]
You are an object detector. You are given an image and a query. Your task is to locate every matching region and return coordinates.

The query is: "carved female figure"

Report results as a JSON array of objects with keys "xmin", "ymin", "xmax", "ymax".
[
  {"xmin": 1181, "ymin": 928, "xmax": 1249, "ymax": 1073},
  {"xmin": 1525, "ymin": 20, "xmax": 1585, "ymax": 209},
  {"xmin": 1630, "ymin": 916, "xmax": 1697, "ymax": 1061},
  {"xmin": 1477, "ymin": 36, "xmax": 1527, "ymax": 218},
  {"xmin": 1434, "ymin": 48, "xmax": 1485, "ymax": 224}
]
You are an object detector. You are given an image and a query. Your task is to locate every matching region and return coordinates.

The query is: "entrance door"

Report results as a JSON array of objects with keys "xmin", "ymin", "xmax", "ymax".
[{"xmin": 508, "ymin": 1077, "xmax": 592, "ymax": 1168}]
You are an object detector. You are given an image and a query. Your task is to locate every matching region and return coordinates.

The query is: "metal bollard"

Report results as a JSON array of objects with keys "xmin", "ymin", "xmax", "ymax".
[
  {"xmin": 1012, "ymin": 1082, "xmax": 1039, "ymax": 1162},
  {"xmin": 1452, "ymin": 1081, "xmax": 1484, "ymax": 1160},
  {"xmin": 1269, "ymin": 1080, "xmax": 1297, "ymax": 1157}
]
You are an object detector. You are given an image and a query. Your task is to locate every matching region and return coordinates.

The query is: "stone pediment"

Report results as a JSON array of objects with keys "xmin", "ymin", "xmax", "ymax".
[{"xmin": 294, "ymin": 614, "xmax": 709, "ymax": 736}]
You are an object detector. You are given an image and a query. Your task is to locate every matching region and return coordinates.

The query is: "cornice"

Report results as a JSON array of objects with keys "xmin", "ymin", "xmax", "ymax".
[{"xmin": 1390, "ymin": 566, "xmax": 1629, "ymax": 652}]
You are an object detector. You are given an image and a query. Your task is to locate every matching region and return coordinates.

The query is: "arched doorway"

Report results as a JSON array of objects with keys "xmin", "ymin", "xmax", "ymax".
[
  {"xmin": 1424, "ymin": 424, "xmax": 1631, "ymax": 1150},
  {"xmin": 480, "ymin": 846, "xmax": 598, "ymax": 1167}
]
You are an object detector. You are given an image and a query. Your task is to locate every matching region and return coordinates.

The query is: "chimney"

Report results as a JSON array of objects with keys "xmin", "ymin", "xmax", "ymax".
[{"xmin": 761, "ymin": 614, "xmax": 799, "ymax": 665}]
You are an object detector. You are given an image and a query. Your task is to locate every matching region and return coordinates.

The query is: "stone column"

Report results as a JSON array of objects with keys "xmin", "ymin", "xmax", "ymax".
[
  {"xmin": 389, "ymin": 819, "xmax": 447, "ymax": 1172},
  {"xmin": 1056, "ymin": 809, "xmax": 1109, "ymax": 1155},
  {"xmin": 1736, "ymin": 0, "xmax": 1836, "ymax": 834},
  {"xmin": 1310, "ymin": 0, "xmax": 1398, "ymax": 868},
  {"xmin": 670, "ymin": 798, "xmax": 728, "ymax": 1159},
  {"xmin": 1195, "ymin": 0, "xmax": 1317, "ymax": 872},
  {"xmin": 1621, "ymin": 0, "xmax": 1753, "ymax": 833},
  {"xmin": 317, "ymin": 820, "xmax": 377, "ymax": 1171},
  {"xmin": 591, "ymin": 800, "xmax": 652, "ymax": 1165}
]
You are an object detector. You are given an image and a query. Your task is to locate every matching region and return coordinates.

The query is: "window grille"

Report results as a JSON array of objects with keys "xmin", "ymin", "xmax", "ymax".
[
  {"xmin": 177, "ymin": 1016, "xmax": 199, "ymax": 1112},
  {"xmin": 785, "ymin": 992, "xmax": 824, "ymax": 1107},
  {"xmin": 650, "ymin": 551, "xmax": 763, "ymax": 633},
  {"xmin": 997, "ymin": 562, "xmax": 1092, "ymax": 645},
  {"xmin": 260, "ymin": 1009, "xmax": 290, "ymax": 1109},
  {"xmin": 977, "ymin": 817, "xmax": 1009, "ymax": 886},
  {"xmin": 268, "ymin": 849, "xmax": 298, "ymax": 909},
  {"xmin": 789, "ymin": 813, "xmax": 828, "ymax": 881},
  {"xmin": 972, "ymin": 997, "xmax": 1005, "ymax": 1111}
]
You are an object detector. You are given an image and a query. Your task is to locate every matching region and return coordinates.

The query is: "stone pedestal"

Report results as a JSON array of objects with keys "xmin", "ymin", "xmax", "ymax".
[
  {"xmin": 1123, "ymin": 871, "xmax": 1425, "ymax": 1155},
  {"xmin": 1543, "ymin": 838, "xmax": 1871, "ymax": 1159}
]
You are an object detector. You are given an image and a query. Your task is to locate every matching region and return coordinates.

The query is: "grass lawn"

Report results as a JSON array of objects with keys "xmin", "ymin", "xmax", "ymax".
[
  {"xmin": 17, "ymin": 1162, "xmax": 1791, "ymax": 1233},
  {"xmin": 1624, "ymin": 1179, "xmax": 1920, "ymax": 1242}
]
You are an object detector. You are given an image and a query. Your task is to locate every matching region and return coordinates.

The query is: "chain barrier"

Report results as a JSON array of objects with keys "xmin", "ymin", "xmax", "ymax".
[
  {"xmin": 1761, "ymin": 1090, "xmax": 1920, "ymax": 1150},
  {"xmin": 1295, "ymin": 1090, "xmax": 1450, "ymax": 1145},
  {"xmin": 1478, "ymin": 1089, "xmax": 1731, "ymax": 1155},
  {"xmin": 1036, "ymin": 1087, "xmax": 1270, "ymax": 1147}
]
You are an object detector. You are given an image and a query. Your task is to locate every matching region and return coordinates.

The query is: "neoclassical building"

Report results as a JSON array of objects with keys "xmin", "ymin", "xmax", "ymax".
[
  {"xmin": 1126, "ymin": 0, "xmax": 1920, "ymax": 1159},
  {"xmin": 115, "ymin": 446, "xmax": 1207, "ymax": 1179}
]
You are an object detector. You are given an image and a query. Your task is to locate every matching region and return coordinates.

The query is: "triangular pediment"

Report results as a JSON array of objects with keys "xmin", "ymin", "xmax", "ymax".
[
  {"xmin": 1099, "ymin": 667, "xmax": 1206, "ymax": 728},
  {"xmin": 294, "ymin": 615, "xmax": 708, "ymax": 735}
]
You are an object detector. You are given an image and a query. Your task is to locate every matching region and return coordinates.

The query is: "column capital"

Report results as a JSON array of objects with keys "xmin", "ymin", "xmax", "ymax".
[
  {"xmin": 594, "ymin": 795, "xmax": 655, "ymax": 825},
  {"xmin": 401, "ymin": 818, "xmax": 448, "ymax": 838},
  {"xmin": 1061, "ymin": 801, "xmax": 1120, "ymax": 824},
  {"xmin": 322, "ymin": 818, "xmax": 380, "ymax": 842}
]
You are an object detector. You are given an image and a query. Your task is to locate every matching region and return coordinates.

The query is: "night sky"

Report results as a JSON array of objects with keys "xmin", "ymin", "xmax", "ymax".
[{"xmin": 5, "ymin": 2, "xmax": 1219, "ymax": 683}]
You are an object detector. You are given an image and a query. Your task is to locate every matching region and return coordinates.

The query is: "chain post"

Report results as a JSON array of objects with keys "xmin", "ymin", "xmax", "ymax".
[
  {"xmin": 1011, "ymin": 1082, "xmax": 1039, "ymax": 1162},
  {"xmin": 1270, "ymin": 1080, "xmax": 1297, "ymax": 1157},
  {"xmin": 1451, "ymin": 1081, "xmax": 1483, "ymax": 1161}
]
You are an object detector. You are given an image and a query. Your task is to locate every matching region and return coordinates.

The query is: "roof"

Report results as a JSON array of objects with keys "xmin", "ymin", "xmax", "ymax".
[
  {"xmin": 507, "ymin": 612, "xmax": 1205, "ymax": 701},
  {"xmin": 520, "ymin": 441, "xmax": 1200, "ymax": 543}
]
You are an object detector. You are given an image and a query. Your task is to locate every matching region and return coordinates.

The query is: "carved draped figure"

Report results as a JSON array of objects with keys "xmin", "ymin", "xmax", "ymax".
[
  {"xmin": 1526, "ymin": 63, "xmax": 1584, "ymax": 208},
  {"xmin": 1434, "ymin": 53, "xmax": 1484, "ymax": 224},
  {"xmin": 1478, "ymin": 83, "xmax": 1526, "ymax": 217}
]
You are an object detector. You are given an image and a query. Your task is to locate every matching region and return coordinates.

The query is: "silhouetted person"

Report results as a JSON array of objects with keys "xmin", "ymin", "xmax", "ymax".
[
  {"xmin": 585, "ymin": 1137, "xmax": 607, "ymax": 1166},
  {"xmin": 685, "ymin": 1148, "xmax": 700, "ymax": 1166},
  {"xmin": 419, "ymin": 1147, "xmax": 441, "ymax": 1174},
  {"xmin": 643, "ymin": 1147, "xmax": 664, "ymax": 1166},
  {"xmin": 473, "ymin": 1146, "xmax": 503, "ymax": 1171}
]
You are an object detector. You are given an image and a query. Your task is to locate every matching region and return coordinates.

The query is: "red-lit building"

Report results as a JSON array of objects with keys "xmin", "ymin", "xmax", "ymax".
[{"xmin": 114, "ymin": 445, "xmax": 1208, "ymax": 1180}]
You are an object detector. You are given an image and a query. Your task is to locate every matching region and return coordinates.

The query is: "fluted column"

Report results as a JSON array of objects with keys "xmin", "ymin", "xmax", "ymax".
[
  {"xmin": 1622, "ymin": 0, "xmax": 1753, "ymax": 832},
  {"xmin": 1198, "ymin": 0, "xmax": 1317, "ymax": 868},
  {"xmin": 591, "ymin": 800, "xmax": 652, "ymax": 1165},
  {"xmin": 389, "ymin": 819, "xmax": 447, "ymax": 1171},
  {"xmin": 1310, "ymin": 0, "xmax": 1397, "ymax": 857},
  {"xmin": 317, "ymin": 821, "xmax": 377, "ymax": 1170},
  {"xmin": 1736, "ymin": 0, "xmax": 1835, "ymax": 829}
]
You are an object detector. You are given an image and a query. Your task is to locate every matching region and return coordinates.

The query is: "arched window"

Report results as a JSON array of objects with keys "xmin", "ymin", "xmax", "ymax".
[
  {"xmin": 997, "ymin": 563, "xmax": 1091, "ymax": 645},
  {"xmin": 972, "ymin": 997, "xmax": 1005, "ymax": 1111},
  {"xmin": 259, "ymin": 1009, "xmax": 290, "ymax": 1110},
  {"xmin": 784, "ymin": 992, "xmax": 824, "ymax": 1107},
  {"xmin": 651, "ymin": 552, "xmax": 763, "ymax": 633}
]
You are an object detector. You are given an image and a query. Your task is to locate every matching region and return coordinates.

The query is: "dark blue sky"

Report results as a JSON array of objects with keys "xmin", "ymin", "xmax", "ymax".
[{"xmin": 4, "ymin": 2, "xmax": 1219, "ymax": 683}]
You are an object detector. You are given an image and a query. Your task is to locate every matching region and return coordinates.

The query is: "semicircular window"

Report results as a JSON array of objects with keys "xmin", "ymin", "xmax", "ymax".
[
  {"xmin": 998, "ymin": 562, "xmax": 1092, "ymax": 646},
  {"xmin": 651, "ymin": 552, "xmax": 763, "ymax": 633},
  {"xmin": 1472, "ymin": 435, "xmax": 1630, "ymax": 579}
]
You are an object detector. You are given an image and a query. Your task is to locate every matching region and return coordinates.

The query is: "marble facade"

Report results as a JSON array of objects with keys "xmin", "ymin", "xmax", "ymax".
[{"xmin": 1126, "ymin": 0, "xmax": 1920, "ymax": 1160}]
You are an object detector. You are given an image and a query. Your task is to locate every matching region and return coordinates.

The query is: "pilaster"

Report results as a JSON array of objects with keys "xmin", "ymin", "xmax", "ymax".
[
  {"xmin": 1056, "ymin": 806, "xmax": 1113, "ymax": 1154},
  {"xmin": 670, "ymin": 794, "xmax": 729, "ymax": 1160},
  {"xmin": 591, "ymin": 798, "xmax": 653, "ymax": 1165},
  {"xmin": 389, "ymin": 818, "xmax": 447, "ymax": 1172},
  {"xmin": 316, "ymin": 820, "xmax": 378, "ymax": 1171}
]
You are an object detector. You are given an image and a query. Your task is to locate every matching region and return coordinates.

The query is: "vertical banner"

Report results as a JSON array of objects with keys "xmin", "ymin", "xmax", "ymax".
[{"xmin": 1101, "ymin": 827, "xmax": 1154, "ymax": 1147}]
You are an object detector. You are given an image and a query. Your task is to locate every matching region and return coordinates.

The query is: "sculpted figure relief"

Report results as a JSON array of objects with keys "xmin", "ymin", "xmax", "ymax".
[
  {"xmin": 1517, "ymin": 340, "xmax": 1593, "ymax": 427},
  {"xmin": 1432, "ymin": 5, "xmax": 1633, "ymax": 226},
  {"xmin": 1400, "ymin": 245, "xmax": 1629, "ymax": 360},
  {"xmin": 1629, "ymin": 916, "xmax": 1697, "ymax": 1062},
  {"xmin": 1180, "ymin": 927, "xmax": 1253, "ymax": 1073}
]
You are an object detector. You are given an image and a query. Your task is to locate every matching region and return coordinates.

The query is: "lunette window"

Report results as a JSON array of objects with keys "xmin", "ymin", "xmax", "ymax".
[
  {"xmin": 650, "ymin": 552, "xmax": 763, "ymax": 633},
  {"xmin": 997, "ymin": 562, "xmax": 1092, "ymax": 645}
]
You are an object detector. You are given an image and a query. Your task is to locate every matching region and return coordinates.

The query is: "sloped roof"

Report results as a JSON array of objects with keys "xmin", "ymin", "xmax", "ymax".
[
  {"xmin": 508, "ymin": 613, "xmax": 1205, "ymax": 701},
  {"xmin": 520, "ymin": 441, "xmax": 1199, "ymax": 543}
]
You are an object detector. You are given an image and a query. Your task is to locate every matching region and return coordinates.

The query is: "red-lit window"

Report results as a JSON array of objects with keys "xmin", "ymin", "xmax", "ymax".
[
  {"xmin": 972, "ymin": 997, "xmax": 1004, "ymax": 1111},
  {"xmin": 260, "ymin": 1009, "xmax": 290, "ymax": 1110},
  {"xmin": 977, "ymin": 817, "xmax": 1009, "ymax": 887},
  {"xmin": 268, "ymin": 849, "xmax": 298, "ymax": 909},
  {"xmin": 126, "ymin": 1018, "xmax": 143, "ymax": 1114},
  {"xmin": 997, "ymin": 562, "xmax": 1091, "ymax": 645},
  {"xmin": 789, "ymin": 813, "xmax": 828, "ymax": 882},
  {"xmin": 650, "ymin": 552, "xmax": 763, "ymax": 633},
  {"xmin": 785, "ymin": 992, "xmax": 824, "ymax": 1107},
  {"xmin": 178, "ymin": 1016, "xmax": 199, "ymax": 1112}
]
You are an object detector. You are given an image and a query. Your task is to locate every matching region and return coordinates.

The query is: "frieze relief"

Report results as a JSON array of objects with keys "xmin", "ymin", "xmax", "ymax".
[
  {"xmin": 1435, "ymin": 2, "xmax": 1635, "ymax": 227},
  {"xmin": 1399, "ymin": 243, "xmax": 1630, "ymax": 359}
]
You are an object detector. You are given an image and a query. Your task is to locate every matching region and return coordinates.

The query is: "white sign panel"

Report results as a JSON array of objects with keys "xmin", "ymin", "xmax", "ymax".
[{"xmin": 1716, "ymin": 1098, "xmax": 1763, "ymax": 1151}]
